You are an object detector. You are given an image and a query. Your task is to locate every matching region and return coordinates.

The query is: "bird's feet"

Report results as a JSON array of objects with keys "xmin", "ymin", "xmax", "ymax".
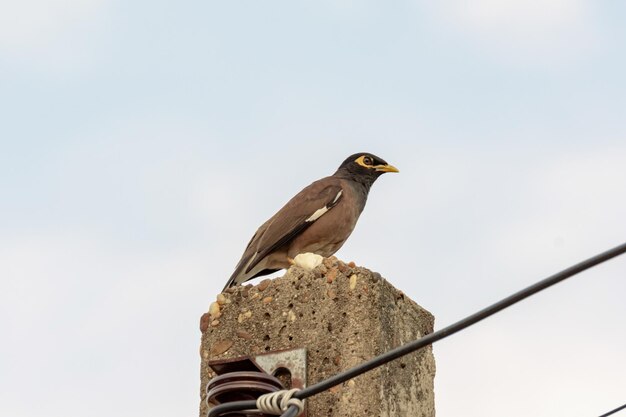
[{"xmin": 291, "ymin": 253, "xmax": 324, "ymax": 271}]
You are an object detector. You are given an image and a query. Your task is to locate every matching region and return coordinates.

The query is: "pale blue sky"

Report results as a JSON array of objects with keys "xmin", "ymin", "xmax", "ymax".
[{"xmin": 1, "ymin": 1, "xmax": 625, "ymax": 417}]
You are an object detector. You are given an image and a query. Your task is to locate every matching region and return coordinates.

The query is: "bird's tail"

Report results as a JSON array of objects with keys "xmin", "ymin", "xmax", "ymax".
[
  {"xmin": 222, "ymin": 257, "xmax": 279, "ymax": 291},
  {"xmin": 222, "ymin": 256, "xmax": 250, "ymax": 290}
]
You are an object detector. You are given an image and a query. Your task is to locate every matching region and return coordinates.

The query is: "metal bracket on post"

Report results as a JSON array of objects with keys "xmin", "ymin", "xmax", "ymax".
[
  {"xmin": 206, "ymin": 348, "xmax": 307, "ymax": 417},
  {"xmin": 252, "ymin": 348, "xmax": 307, "ymax": 391}
]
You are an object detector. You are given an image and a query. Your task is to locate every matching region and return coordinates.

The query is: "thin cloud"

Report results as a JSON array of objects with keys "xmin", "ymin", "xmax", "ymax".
[
  {"xmin": 423, "ymin": 0, "xmax": 601, "ymax": 67},
  {"xmin": 0, "ymin": 0, "xmax": 109, "ymax": 71}
]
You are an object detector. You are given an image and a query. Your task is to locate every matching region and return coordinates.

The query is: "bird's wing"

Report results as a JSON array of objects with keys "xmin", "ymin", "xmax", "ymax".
[
  {"xmin": 248, "ymin": 183, "xmax": 344, "ymax": 272},
  {"xmin": 225, "ymin": 180, "xmax": 343, "ymax": 288}
]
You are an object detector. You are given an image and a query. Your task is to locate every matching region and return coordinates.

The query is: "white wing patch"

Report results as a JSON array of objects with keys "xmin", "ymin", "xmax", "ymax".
[
  {"xmin": 306, "ymin": 206, "xmax": 328, "ymax": 222},
  {"xmin": 332, "ymin": 189, "xmax": 343, "ymax": 203},
  {"xmin": 305, "ymin": 189, "xmax": 343, "ymax": 223}
]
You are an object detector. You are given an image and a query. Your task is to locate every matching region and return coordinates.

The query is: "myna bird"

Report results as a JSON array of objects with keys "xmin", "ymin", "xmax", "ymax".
[{"xmin": 224, "ymin": 152, "xmax": 399, "ymax": 289}]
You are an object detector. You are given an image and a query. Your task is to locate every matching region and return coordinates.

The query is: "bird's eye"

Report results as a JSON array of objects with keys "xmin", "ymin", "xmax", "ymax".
[{"xmin": 363, "ymin": 156, "xmax": 373, "ymax": 166}]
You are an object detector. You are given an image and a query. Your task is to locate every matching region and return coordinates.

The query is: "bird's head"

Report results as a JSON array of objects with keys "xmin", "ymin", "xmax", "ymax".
[{"xmin": 334, "ymin": 152, "xmax": 399, "ymax": 186}]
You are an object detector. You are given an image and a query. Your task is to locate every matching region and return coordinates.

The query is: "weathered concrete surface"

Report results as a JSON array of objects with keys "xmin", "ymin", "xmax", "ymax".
[{"xmin": 199, "ymin": 257, "xmax": 435, "ymax": 417}]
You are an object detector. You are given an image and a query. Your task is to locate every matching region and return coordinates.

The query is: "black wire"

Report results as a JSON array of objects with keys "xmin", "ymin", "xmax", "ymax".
[
  {"xmin": 280, "ymin": 406, "xmax": 301, "ymax": 417},
  {"xmin": 207, "ymin": 400, "xmax": 256, "ymax": 417},
  {"xmin": 292, "ymin": 241, "xmax": 626, "ymax": 401},
  {"xmin": 206, "ymin": 242, "xmax": 626, "ymax": 417},
  {"xmin": 599, "ymin": 403, "xmax": 626, "ymax": 417}
]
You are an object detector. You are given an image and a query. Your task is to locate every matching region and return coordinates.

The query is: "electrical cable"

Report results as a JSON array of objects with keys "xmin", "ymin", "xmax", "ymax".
[
  {"xmin": 205, "ymin": 241, "xmax": 626, "ymax": 417},
  {"xmin": 207, "ymin": 400, "xmax": 256, "ymax": 417},
  {"xmin": 599, "ymin": 403, "xmax": 626, "ymax": 417},
  {"xmin": 292, "ymin": 241, "xmax": 626, "ymax": 402},
  {"xmin": 279, "ymin": 405, "xmax": 301, "ymax": 417}
]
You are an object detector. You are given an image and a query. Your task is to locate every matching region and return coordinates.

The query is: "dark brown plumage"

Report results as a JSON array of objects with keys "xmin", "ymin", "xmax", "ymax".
[{"xmin": 224, "ymin": 152, "xmax": 398, "ymax": 289}]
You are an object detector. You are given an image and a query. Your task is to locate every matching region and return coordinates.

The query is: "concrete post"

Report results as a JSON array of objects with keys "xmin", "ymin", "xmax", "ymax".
[{"xmin": 199, "ymin": 257, "xmax": 436, "ymax": 417}]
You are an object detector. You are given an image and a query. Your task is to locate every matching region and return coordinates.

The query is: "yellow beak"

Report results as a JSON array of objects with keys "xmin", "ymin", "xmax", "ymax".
[{"xmin": 375, "ymin": 164, "xmax": 400, "ymax": 173}]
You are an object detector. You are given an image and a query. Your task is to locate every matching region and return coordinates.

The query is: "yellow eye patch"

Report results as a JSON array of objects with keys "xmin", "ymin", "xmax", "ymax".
[{"xmin": 355, "ymin": 155, "xmax": 373, "ymax": 168}]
